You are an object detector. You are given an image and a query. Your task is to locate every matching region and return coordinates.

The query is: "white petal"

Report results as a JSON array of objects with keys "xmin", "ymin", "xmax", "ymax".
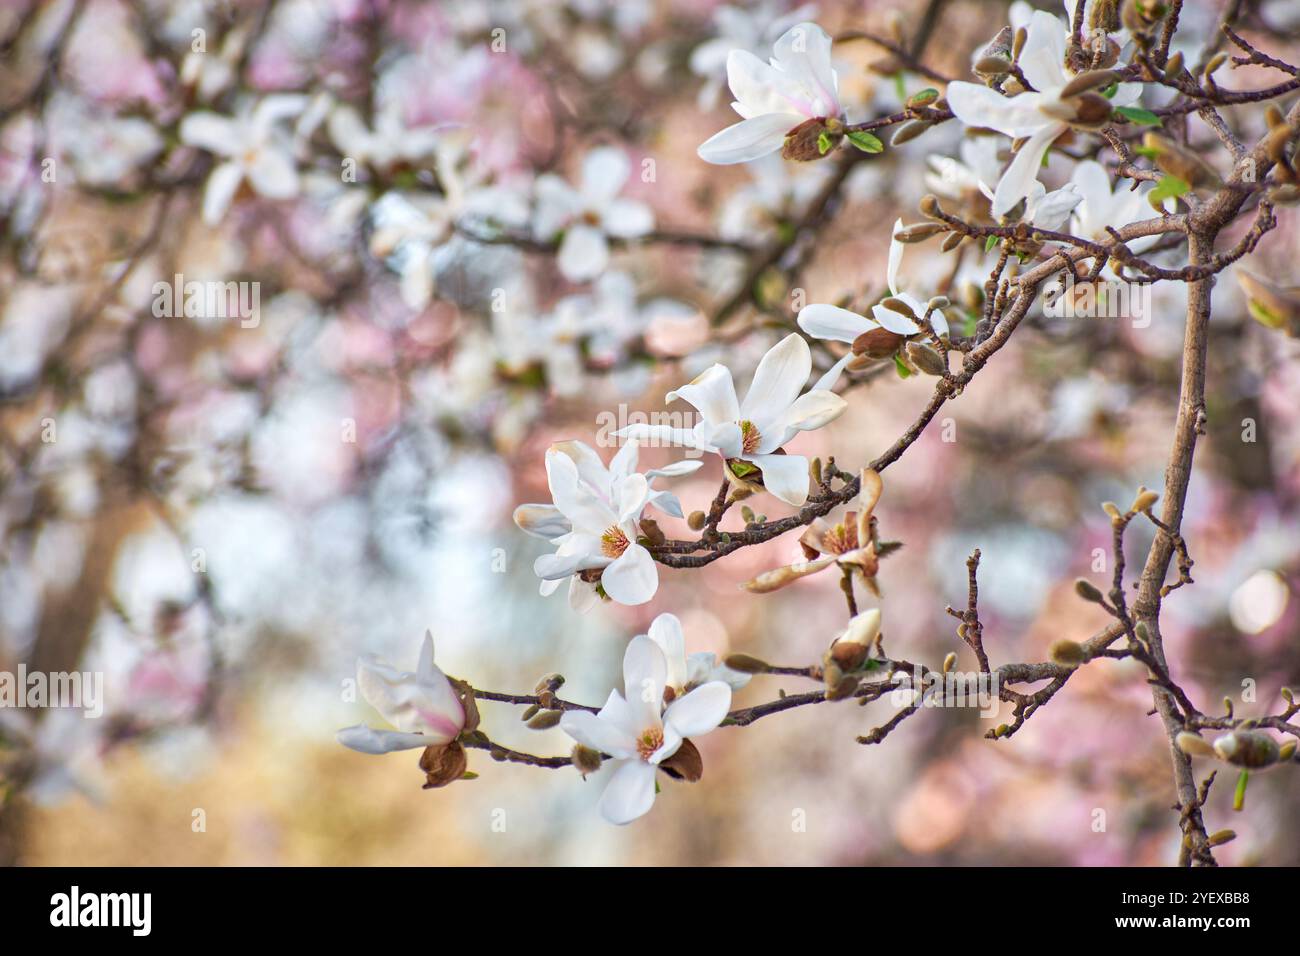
[
  {"xmin": 513, "ymin": 503, "xmax": 572, "ymax": 540},
  {"xmin": 991, "ymin": 121, "xmax": 1065, "ymax": 218},
  {"xmin": 355, "ymin": 654, "xmax": 463, "ymax": 743},
  {"xmin": 747, "ymin": 452, "xmax": 810, "ymax": 506},
  {"xmin": 770, "ymin": 389, "xmax": 847, "ymax": 448},
  {"xmin": 664, "ymin": 681, "xmax": 732, "ymax": 738},
  {"xmin": 647, "ymin": 613, "xmax": 688, "ymax": 691},
  {"xmin": 617, "ymin": 472, "xmax": 649, "ymax": 523},
  {"xmin": 246, "ymin": 146, "xmax": 299, "ymax": 199},
  {"xmin": 870, "ymin": 301, "xmax": 922, "ymax": 335},
  {"xmin": 616, "ymin": 423, "xmax": 703, "ymax": 448},
  {"xmin": 946, "ymin": 82, "xmax": 1048, "ymax": 138},
  {"xmin": 560, "ymin": 709, "xmax": 637, "ymax": 760},
  {"xmin": 179, "ymin": 112, "xmax": 238, "ymax": 155},
  {"xmin": 336, "ymin": 725, "xmax": 432, "ymax": 754},
  {"xmin": 557, "ymin": 224, "xmax": 609, "ymax": 282},
  {"xmin": 812, "ymin": 351, "xmax": 854, "ymax": 392},
  {"xmin": 771, "ymin": 22, "xmax": 840, "ymax": 118},
  {"xmin": 887, "ymin": 218, "xmax": 907, "ymax": 295},
  {"xmin": 698, "ymin": 113, "xmax": 801, "ymax": 165},
  {"xmin": 1020, "ymin": 11, "xmax": 1069, "ymax": 94},
  {"xmin": 646, "ymin": 459, "xmax": 704, "ymax": 479},
  {"xmin": 546, "ymin": 447, "xmax": 616, "ymax": 532},
  {"xmin": 534, "ymin": 546, "xmax": 604, "ymax": 581},
  {"xmin": 666, "ymin": 364, "xmax": 740, "ymax": 426},
  {"xmin": 622, "ymin": 634, "xmax": 667, "ymax": 730},
  {"xmin": 568, "ymin": 575, "xmax": 601, "ymax": 612},
  {"xmin": 601, "ymin": 198, "xmax": 654, "ymax": 238},
  {"xmin": 726, "ymin": 49, "xmax": 798, "ymax": 119},
  {"xmin": 797, "ymin": 304, "xmax": 874, "ymax": 344},
  {"xmin": 581, "ymin": 146, "xmax": 631, "ymax": 202},
  {"xmin": 598, "ymin": 759, "xmax": 658, "ymax": 825},
  {"xmin": 201, "ymin": 162, "xmax": 244, "ymax": 224},
  {"xmin": 601, "ymin": 543, "xmax": 658, "ymax": 606},
  {"xmin": 552, "ymin": 439, "xmax": 613, "ymax": 500},
  {"xmin": 741, "ymin": 333, "xmax": 811, "ymax": 428}
]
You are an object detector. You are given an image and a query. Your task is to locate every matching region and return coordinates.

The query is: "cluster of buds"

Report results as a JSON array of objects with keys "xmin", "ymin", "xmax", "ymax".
[
  {"xmin": 782, "ymin": 116, "xmax": 845, "ymax": 162},
  {"xmin": 1175, "ymin": 729, "xmax": 1297, "ymax": 769}
]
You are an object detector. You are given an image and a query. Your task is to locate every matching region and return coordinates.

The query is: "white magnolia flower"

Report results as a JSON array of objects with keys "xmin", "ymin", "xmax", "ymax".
[
  {"xmin": 924, "ymin": 136, "xmax": 1004, "ymax": 206},
  {"xmin": 646, "ymin": 612, "xmax": 752, "ymax": 694},
  {"xmin": 797, "ymin": 219, "xmax": 951, "ymax": 389},
  {"xmin": 947, "ymin": 10, "xmax": 1140, "ymax": 218},
  {"xmin": 698, "ymin": 21, "xmax": 843, "ymax": 165},
  {"xmin": 336, "ymin": 631, "xmax": 466, "ymax": 754},
  {"xmin": 533, "ymin": 147, "xmax": 654, "ymax": 282},
  {"xmin": 513, "ymin": 440, "xmax": 701, "ymax": 609},
  {"xmin": 1024, "ymin": 180, "xmax": 1082, "ymax": 232},
  {"xmin": 1068, "ymin": 158, "xmax": 1162, "ymax": 251},
  {"xmin": 327, "ymin": 101, "xmax": 444, "ymax": 172},
  {"xmin": 560, "ymin": 634, "xmax": 732, "ymax": 824},
  {"xmin": 690, "ymin": 2, "xmax": 820, "ymax": 109},
  {"xmin": 180, "ymin": 95, "xmax": 307, "ymax": 224},
  {"xmin": 619, "ymin": 333, "xmax": 846, "ymax": 506}
]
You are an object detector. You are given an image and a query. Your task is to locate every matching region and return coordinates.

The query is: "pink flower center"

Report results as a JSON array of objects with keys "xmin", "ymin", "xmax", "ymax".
[
  {"xmin": 601, "ymin": 526, "xmax": 630, "ymax": 558},
  {"xmin": 636, "ymin": 727, "xmax": 664, "ymax": 761},
  {"xmin": 739, "ymin": 419, "xmax": 761, "ymax": 454}
]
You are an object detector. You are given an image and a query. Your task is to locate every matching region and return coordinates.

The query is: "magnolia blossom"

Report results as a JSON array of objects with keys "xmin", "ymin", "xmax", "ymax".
[
  {"xmin": 697, "ymin": 21, "xmax": 843, "ymax": 165},
  {"xmin": 327, "ymin": 101, "xmax": 445, "ymax": 172},
  {"xmin": 1023, "ymin": 180, "xmax": 1082, "ymax": 232},
  {"xmin": 797, "ymin": 219, "xmax": 950, "ymax": 389},
  {"xmin": 744, "ymin": 468, "xmax": 882, "ymax": 593},
  {"xmin": 947, "ymin": 10, "xmax": 1141, "ymax": 217},
  {"xmin": 532, "ymin": 147, "xmax": 654, "ymax": 282},
  {"xmin": 336, "ymin": 631, "xmax": 466, "ymax": 754},
  {"xmin": 560, "ymin": 634, "xmax": 732, "ymax": 824},
  {"xmin": 924, "ymin": 136, "xmax": 1004, "ymax": 210},
  {"xmin": 513, "ymin": 440, "xmax": 701, "ymax": 609},
  {"xmin": 180, "ymin": 95, "xmax": 307, "ymax": 224},
  {"xmin": 690, "ymin": 2, "xmax": 820, "ymax": 109},
  {"xmin": 1068, "ymin": 159, "xmax": 1163, "ymax": 252},
  {"xmin": 646, "ymin": 612, "xmax": 752, "ymax": 694},
  {"xmin": 618, "ymin": 333, "xmax": 846, "ymax": 506}
]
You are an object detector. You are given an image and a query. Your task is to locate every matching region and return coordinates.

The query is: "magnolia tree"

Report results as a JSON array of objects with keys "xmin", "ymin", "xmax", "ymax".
[{"xmin": 2, "ymin": 0, "xmax": 1300, "ymax": 865}]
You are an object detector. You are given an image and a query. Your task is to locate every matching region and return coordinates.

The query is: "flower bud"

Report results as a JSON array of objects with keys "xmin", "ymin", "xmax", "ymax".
[
  {"xmin": 974, "ymin": 54, "xmax": 1013, "ymax": 76},
  {"xmin": 1050, "ymin": 639, "xmax": 1087, "ymax": 666},
  {"xmin": 687, "ymin": 510, "xmax": 707, "ymax": 531},
  {"xmin": 893, "ymin": 222, "xmax": 948, "ymax": 243},
  {"xmin": 419, "ymin": 741, "xmax": 468, "ymax": 789},
  {"xmin": 571, "ymin": 744, "xmax": 603, "ymax": 775},
  {"xmin": 1213, "ymin": 730, "xmax": 1281, "ymax": 768},
  {"xmin": 526, "ymin": 709, "xmax": 563, "ymax": 730},
  {"xmin": 723, "ymin": 653, "xmax": 770, "ymax": 674},
  {"xmin": 1060, "ymin": 69, "xmax": 1122, "ymax": 99},
  {"xmin": 880, "ymin": 296, "xmax": 918, "ymax": 319},
  {"xmin": 852, "ymin": 327, "xmax": 906, "ymax": 358},
  {"xmin": 825, "ymin": 672, "xmax": 860, "ymax": 701},
  {"xmin": 1102, "ymin": 501, "xmax": 1123, "ymax": 520},
  {"xmin": 1175, "ymin": 731, "xmax": 1216, "ymax": 758},
  {"xmin": 890, "ymin": 120, "xmax": 931, "ymax": 146},
  {"xmin": 943, "ymin": 652, "xmax": 958, "ymax": 673},
  {"xmin": 1074, "ymin": 578, "xmax": 1105, "ymax": 603},
  {"xmin": 782, "ymin": 117, "xmax": 843, "ymax": 162},
  {"xmin": 1162, "ymin": 50, "xmax": 1184, "ymax": 82},
  {"xmin": 658, "ymin": 738, "xmax": 704, "ymax": 782},
  {"xmin": 1280, "ymin": 740, "xmax": 1297, "ymax": 762},
  {"xmin": 941, "ymin": 232, "xmax": 964, "ymax": 252},
  {"xmin": 1070, "ymin": 92, "xmax": 1113, "ymax": 129},
  {"xmin": 919, "ymin": 193, "xmax": 942, "ymax": 218},
  {"xmin": 1206, "ymin": 829, "xmax": 1237, "ymax": 847},
  {"xmin": 1131, "ymin": 487, "xmax": 1159, "ymax": 512},
  {"xmin": 905, "ymin": 341, "xmax": 947, "ymax": 376}
]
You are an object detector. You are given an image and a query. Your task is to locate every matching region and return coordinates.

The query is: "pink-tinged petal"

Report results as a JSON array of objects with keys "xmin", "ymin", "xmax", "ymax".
[
  {"xmin": 601, "ymin": 198, "xmax": 654, "ymax": 238},
  {"xmin": 797, "ymin": 304, "xmax": 874, "ymax": 344},
  {"xmin": 201, "ymin": 162, "xmax": 244, "ymax": 224},
  {"xmin": 946, "ymin": 82, "xmax": 1047, "ymax": 138},
  {"xmin": 647, "ymin": 613, "xmax": 688, "ymax": 690},
  {"xmin": 356, "ymin": 651, "xmax": 464, "ymax": 743},
  {"xmin": 991, "ymin": 121, "xmax": 1065, "ymax": 217},
  {"xmin": 666, "ymin": 364, "xmax": 740, "ymax": 425},
  {"xmin": 581, "ymin": 146, "xmax": 630, "ymax": 203},
  {"xmin": 513, "ymin": 503, "xmax": 571, "ymax": 540},
  {"xmin": 622, "ymin": 635, "xmax": 668, "ymax": 730},
  {"xmin": 698, "ymin": 113, "xmax": 801, "ymax": 165},
  {"xmin": 336, "ymin": 725, "xmax": 432, "ymax": 754},
  {"xmin": 557, "ymin": 224, "xmax": 609, "ymax": 282},
  {"xmin": 600, "ymin": 543, "xmax": 658, "ymax": 606},
  {"xmin": 560, "ymin": 709, "xmax": 637, "ymax": 760},
  {"xmin": 598, "ymin": 759, "xmax": 658, "ymax": 824},
  {"xmin": 664, "ymin": 680, "xmax": 732, "ymax": 738},
  {"xmin": 771, "ymin": 22, "xmax": 840, "ymax": 118},
  {"xmin": 726, "ymin": 49, "xmax": 797, "ymax": 119},
  {"xmin": 741, "ymin": 333, "xmax": 811, "ymax": 429},
  {"xmin": 747, "ymin": 452, "xmax": 811, "ymax": 506}
]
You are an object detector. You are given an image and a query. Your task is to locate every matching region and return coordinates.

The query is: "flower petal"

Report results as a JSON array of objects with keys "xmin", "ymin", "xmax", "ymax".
[
  {"xmin": 698, "ymin": 113, "xmax": 802, "ymax": 165},
  {"xmin": 797, "ymin": 304, "xmax": 874, "ymax": 343},
  {"xmin": 336, "ymin": 725, "xmax": 432, "ymax": 754},
  {"xmin": 513, "ymin": 503, "xmax": 572, "ymax": 540},
  {"xmin": 598, "ymin": 759, "xmax": 658, "ymax": 825},
  {"xmin": 557, "ymin": 224, "xmax": 610, "ymax": 282},
  {"xmin": 747, "ymin": 452, "xmax": 811, "ymax": 506},
  {"xmin": 666, "ymin": 364, "xmax": 740, "ymax": 426},
  {"xmin": 245, "ymin": 146, "xmax": 298, "ymax": 199},
  {"xmin": 601, "ymin": 542, "xmax": 658, "ymax": 605},
  {"xmin": 560, "ymin": 708, "xmax": 637, "ymax": 760},
  {"xmin": 581, "ymin": 146, "xmax": 630, "ymax": 203},
  {"xmin": 769, "ymin": 388, "xmax": 847, "ymax": 449},
  {"xmin": 740, "ymin": 333, "xmax": 811, "ymax": 429},
  {"xmin": 991, "ymin": 121, "xmax": 1065, "ymax": 218},
  {"xmin": 601, "ymin": 197, "xmax": 655, "ymax": 238},
  {"xmin": 1020, "ymin": 10, "xmax": 1068, "ymax": 94},
  {"xmin": 946, "ymin": 82, "xmax": 1048, "ymax": 138},
  {"xmin": 664, "ymin": 681, "xmax": 732, "ymax": 738},
  {"xmin": 179, "ymin": 112, "xmax": 237, "ymax": 155},
  {"xmin": 647, "ymin": 613, "xmax": 688, "ymax": 691},
  {"xmin": 201, "ymin": 162, "xmax": 244, "ymax": 224},
  {"xmin": 622, "ymin": 634, "xmax": 668, "ymax": 730}
]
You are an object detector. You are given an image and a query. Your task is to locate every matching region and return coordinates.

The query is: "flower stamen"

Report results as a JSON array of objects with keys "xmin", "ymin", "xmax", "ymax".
[
  {"xmin": 739, "ymin": 419, "xmax": 761, "ymax": 454},
  {"xmin": 636, "ymin": 727, "xmax": 664, "ymax": 761},
  {"xmin": 601, "ymin": 526, "xmax": 630, "ymax": 558}
]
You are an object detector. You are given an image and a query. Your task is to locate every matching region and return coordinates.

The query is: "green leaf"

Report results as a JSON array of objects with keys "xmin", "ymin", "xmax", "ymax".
[
  {"xmin": 1246, "ymin": 298, "xmax": 1286, "ymax": 330},
  {"xmin": 1101, "ymin": 82, "xmax": 1118, "ymax": 99},
  {"xmin": 1116, "ymin": 106, "xmax": 1161, "ymax": 126},
  {"xmin": 729, "ymin": 459, "xmax": 759, "ymax": 478},
  {"xmin": 817, "ymin": 131, "xmax": 833, "ymax": 155},
  {"xmin": 1149, "ymin": 174, "xmax": 1190, "ymax": 205},
  {"xmin": 984, "ymin": 234, "xmax": 999, "ymax": 253},
  {"xmin": 893, "ymin": 354, "xmax": 913, "ymax": 378},
  {"xmin": 846, "ymin": 130, "xmax": 884, "ymax": 153},
  {"xmin": 893, "ymin": 72, "xmax": 907, "ymax": 101},
  {"xmin": 1233, "ymin": 769, "xmax": 1249, "ymax": 812}
]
